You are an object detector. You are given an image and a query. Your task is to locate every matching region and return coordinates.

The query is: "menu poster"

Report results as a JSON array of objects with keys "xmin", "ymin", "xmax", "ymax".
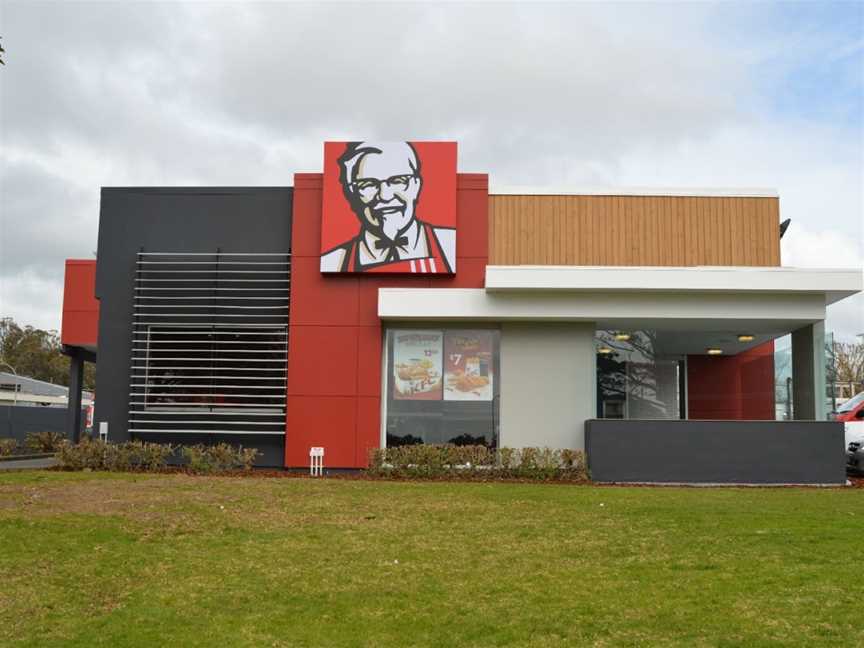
[
  {"xmin": 444, "ymin": 331, "xmax": 494, "ymax": 401},
  {"xmin": 392, "ymin": 330, "xmax": 443, "ymax": 400}
]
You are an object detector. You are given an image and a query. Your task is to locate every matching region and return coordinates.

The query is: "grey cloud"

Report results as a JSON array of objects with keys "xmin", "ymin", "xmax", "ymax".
[
  {"xmin": 3, "ymin": 2, "xmax": 747, "ymax": 180},
  {"xmin": 0, "ymin": 1, "xmax": 860, "ymax": 338},
  {"xmin": 0, "ymin": 158, "xmax": 97, "ymax": 279}
]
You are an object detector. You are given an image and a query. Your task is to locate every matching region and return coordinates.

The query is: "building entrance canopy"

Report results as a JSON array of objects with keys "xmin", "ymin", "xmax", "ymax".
[{"xmin": 379, "ymin": 265, "xmax": 862, "ymax": 334}]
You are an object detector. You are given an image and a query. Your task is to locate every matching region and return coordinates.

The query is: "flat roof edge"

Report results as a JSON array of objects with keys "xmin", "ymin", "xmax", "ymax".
[
  {"xmin": 101, "ymin": 187, "xmax": 293, "ymax": 194},
  {"xmin": 483, "ymin": 266, "xmax": 863, "ymax": 306},
  {"xmin": 487, "ymin": 265, "xmax": 862, "ymax": 274},
  {"xmin": 489, "ymin": 186, "xmax": 779, "ymax": 198}
]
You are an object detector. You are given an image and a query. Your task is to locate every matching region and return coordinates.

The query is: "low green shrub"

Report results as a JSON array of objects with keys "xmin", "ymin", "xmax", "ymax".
[
  {"xmin": 25, "ymin": 431, "xmax": 65, "ymax": 453},
  {"xmin": 56, "ymin": 437, "xmax": 104, "ymax": 470},
  {"xmin": 56, "ymin": 438, "xmax": 174, "ymax": 472},
  {"xmin": 0, "ymin": 438, "xmax": 18, "ymax": 457},
  {"xmin": 182, "ymin": 443, "xmax": 259, "ymax": 474},
  {"xmin": 131, "ymin": 440, "xmax": 175, "ymax": 471},
  {"xmin": 56, "ymin": 439, "xmax": 258, "ymax": 474},
  {"xmin": 367, "ymin": 445, "xmax": 589, "ymax": 482},
  {"xmin": 183, "ymin": 444, "xmax": 219, "ymax": 474}
]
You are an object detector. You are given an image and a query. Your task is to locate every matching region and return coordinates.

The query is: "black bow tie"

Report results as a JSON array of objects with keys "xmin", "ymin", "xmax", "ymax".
[
  {"xmin": 374, "ymin": 235, "xmax": 410, "ymax": 262},
  {"xmin": 374, "ymin": 236, "xmax": 409, "ymax": 250}
]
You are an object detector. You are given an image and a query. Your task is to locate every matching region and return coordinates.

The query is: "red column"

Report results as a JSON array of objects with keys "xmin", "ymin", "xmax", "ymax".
[{"xmin": 284, "ymin": 174, "xmax": 489, "ymax": 468}]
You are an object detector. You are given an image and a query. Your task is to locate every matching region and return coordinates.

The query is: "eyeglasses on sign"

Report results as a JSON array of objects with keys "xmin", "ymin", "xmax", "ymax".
[{"xmin": 351, "ymin": 174, "xmax": 418, "ymax": 200}]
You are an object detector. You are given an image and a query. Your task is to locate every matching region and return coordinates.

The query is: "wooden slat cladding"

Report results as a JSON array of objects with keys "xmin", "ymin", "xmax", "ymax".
[{"xmin": 488, "ymin": 195, "xmax": 781, "ymax": 267}]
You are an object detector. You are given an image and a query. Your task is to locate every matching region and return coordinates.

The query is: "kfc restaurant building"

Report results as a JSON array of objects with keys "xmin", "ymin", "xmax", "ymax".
[{"xmin": 60, "ymin": 142, "xmax": 862, "ymax": 483}]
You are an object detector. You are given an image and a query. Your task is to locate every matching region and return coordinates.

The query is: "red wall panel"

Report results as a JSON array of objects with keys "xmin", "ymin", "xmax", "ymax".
[
  {"xmin": 739, "ymin": 347, "xmax": 776, "ymax": 420},
  {"xmin": 687, "ymin": 342, "xmax": 775, "ymax": 420},
  {"xmin": 357, "ymin": 275, "xmax": 431, "ymax": 326},
  {"xmin": 356, "ymin": 325, "xmax": 383, "ymax": 398},
  {"xmin": 286, "ymin": 326, "xmax": 359, "ymax": 397},
  {"xmin": 285, "ymin": 173, "xmax": 489, "ymax": 468},
  {"xmin": 285, "ymin": 395, "xmax": 357, "ymax": 467},
  {"xmin": 289, "ymin": 256, "xmax": 360, "ymax": 326},
  {"xmin": 454, "ymin": 176, "xmax": 490, "ymax": 258},
  {"xmin": 439, "ymin": 257, "xmax": 487, "ymax": 289},
  {"xmin": 291, "ymin": 175, "xmax": 325, "ymax": 256},
  {"xmin": 60, "ymin": 259, "xmax": 99, "ymax": 348}
]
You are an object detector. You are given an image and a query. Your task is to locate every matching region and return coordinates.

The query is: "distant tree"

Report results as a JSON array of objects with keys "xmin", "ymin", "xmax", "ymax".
[
  {"xmin": 0, "ymin": 318, "xmax": 96, "ymax": 391},
  {"xmin": 833, "ymin": 341, "xmax": 864, "ymax": 394}
]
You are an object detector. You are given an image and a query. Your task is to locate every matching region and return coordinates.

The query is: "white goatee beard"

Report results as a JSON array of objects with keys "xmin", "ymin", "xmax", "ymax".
[{"xmin": 381, "ymin": 218, "xmax": 405, "ymax": 242}]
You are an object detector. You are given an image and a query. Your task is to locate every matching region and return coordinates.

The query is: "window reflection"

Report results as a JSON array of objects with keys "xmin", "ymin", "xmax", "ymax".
[{"xmin": 595, "ymin": 330, "xmax": 682, "ymax": 420}]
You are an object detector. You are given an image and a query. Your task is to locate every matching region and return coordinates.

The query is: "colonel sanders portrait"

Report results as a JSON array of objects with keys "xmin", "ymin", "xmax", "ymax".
[{"xmin": 320, "ymin": 141, "xmax": 456, "ymax": 273}]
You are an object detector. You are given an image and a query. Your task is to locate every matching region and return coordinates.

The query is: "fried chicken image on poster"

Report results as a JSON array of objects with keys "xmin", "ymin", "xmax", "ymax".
[
  {"xmin": 392, "ymin": 330, "xmax": 443, "ymax": 400},
  {"xmin": 444, "ymin": 330, "xmax": 494, "ymax": 401},
  {"xmin": 320, "ymin": 141, "xmax": 457, "ymax": 274}
]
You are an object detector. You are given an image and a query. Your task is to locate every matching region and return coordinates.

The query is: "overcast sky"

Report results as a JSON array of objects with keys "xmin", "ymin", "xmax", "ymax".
[{"xmin": 0, "ymin": 1, "xmax": 862, "ymax": 340}]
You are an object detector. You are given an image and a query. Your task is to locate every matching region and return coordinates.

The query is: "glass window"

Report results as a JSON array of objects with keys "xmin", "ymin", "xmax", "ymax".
[
  {"xmin": 595, "ymin": 330, "xmax": 682, "ymax": 420},
  {"xmin": 774, "ymin": 335, "xmax": 793, "ymax": 420},
  {"xmin": 139, "ymin": 325, "xmax": 287, "ymax": 412},
  {"xmin": 384, "ymin": 328, "xmax": 499, "ymax": 447}
]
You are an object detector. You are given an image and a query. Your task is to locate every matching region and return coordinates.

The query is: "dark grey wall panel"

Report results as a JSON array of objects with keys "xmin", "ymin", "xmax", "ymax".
[
  {"xmin": 94, "ymin": 188, "xmax": 292, "ymax": 456},
  {"xmin": 585, "ymin": 419, "xmax": 846, "ymax": 484},
  {"xmin": 0, "ymin": 405, "xmax": 85, "ymax": 444}
]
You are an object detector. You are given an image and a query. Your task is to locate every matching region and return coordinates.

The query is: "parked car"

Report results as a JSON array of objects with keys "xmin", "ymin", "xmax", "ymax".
[
  {"xmin": 847, "ymin": 438, "xmax": 863, "ymax": 475},
  {"xmin": 832, "ymin": 391, "xmax": 864, "ymax": 450},
  {"xmin": 834, "ymin": 391, "xmax": 864, "ymax": 423}
]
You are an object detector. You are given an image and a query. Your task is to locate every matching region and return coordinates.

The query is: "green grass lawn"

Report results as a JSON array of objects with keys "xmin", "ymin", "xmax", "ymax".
[{"xmin": 1, "ymin": 472, "xmax": 862, "ymax": 647}]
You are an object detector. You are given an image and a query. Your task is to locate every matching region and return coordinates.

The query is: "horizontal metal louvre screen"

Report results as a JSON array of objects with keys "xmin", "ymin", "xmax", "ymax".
[{"xmin": 129, "ymin": 252, "xmax": 290, "ymax": 436}]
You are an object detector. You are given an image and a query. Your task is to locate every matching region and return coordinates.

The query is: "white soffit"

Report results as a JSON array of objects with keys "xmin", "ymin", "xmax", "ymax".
[
  {"xmin": 484, "ymin": 266, "xmax": 863, "ymax": 306},
  {"xmin": 378, "ymin": 288, "xmax": 828, "ymax": 328}
]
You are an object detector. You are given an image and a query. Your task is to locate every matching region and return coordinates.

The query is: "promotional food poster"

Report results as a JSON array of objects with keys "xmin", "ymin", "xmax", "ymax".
[
  {"xmin": 392, "ymin": 330, "xmax": 444, "ymax": 400},
  {"xmin": 444, "ymin": 330, "xmax": 494, "ymax": 401}
]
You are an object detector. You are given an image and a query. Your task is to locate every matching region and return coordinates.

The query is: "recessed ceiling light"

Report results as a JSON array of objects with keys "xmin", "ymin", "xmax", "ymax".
[
  {"xmin": 614, "ymin": 332, "xmax": 631, "ymax": 341},
  {"xmin": 598, "ymin": 347, "xmax": 614, "ymax": 355},
  {"xmin": 706, "ymin": 348, "xmax": 723, "ymax": 355},
  {"xmin": 737, "ymin": 334, "xmax": 755, "ymax": 342}
]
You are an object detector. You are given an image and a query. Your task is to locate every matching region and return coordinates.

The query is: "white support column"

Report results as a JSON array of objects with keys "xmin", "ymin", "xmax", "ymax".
[{"xmin": 791, "ymin": 322, "xmax": 827, "ymax": 421}]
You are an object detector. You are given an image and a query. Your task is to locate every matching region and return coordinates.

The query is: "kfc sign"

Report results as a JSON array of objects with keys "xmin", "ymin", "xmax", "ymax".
[{"xmin": 320, "ymin": 141, "xmax": 457, "ymax": 274}]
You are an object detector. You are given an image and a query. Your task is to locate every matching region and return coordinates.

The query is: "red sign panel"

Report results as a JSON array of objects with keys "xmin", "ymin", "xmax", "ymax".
[{"xmin": 320, "ymin": 141, "xmax": 457, "ymax": 274}]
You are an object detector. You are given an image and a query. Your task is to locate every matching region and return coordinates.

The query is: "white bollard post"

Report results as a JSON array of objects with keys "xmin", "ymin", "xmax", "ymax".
[{"xmin": 309, "ymin": 447, "xmax": 324, "ymax": 477}]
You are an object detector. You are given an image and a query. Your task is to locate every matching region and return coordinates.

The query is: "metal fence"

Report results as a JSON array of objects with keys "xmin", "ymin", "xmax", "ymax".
[{"xmin": 0, "ymin": 405, "xmax": 84, "ymax": 445}]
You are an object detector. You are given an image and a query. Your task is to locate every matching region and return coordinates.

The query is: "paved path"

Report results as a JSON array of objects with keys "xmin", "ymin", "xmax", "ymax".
[{"xmin": 0, "ymin": 457, "xmax": 57, "ymax": 471}]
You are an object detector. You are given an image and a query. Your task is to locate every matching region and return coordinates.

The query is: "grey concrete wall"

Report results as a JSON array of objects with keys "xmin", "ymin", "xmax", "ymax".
[
  {"xmin": 93, "ymin": 187, "xmax": 292, "ymax": 464},
  {"xmin": 585, "ymin": 419, "xmax": 845, "ymax": 484},
  {"xmin": 0, "ymin": 405, "xmax": 85, "ymax": 445},
  {"xmin": 499, "ymin": 322, "xmax": 596, "ymax": 450}
]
